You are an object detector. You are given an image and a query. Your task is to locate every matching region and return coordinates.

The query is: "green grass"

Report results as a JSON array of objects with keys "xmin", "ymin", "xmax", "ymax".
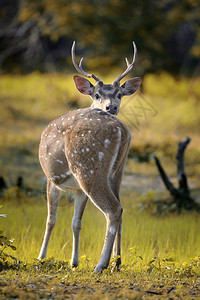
[
  {"xmin": 2, "ymin": 194, "xmax": 200, "ymax": 265},
  {"xmin": 1, "ymin": 194, "xmax": 200, "ymax": 298}
]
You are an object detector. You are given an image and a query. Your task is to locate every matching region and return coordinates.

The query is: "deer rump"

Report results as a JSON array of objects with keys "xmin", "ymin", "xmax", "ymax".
[{"xmin": 39, "ymin": 107, "xmax": 130, "ymax": 195}]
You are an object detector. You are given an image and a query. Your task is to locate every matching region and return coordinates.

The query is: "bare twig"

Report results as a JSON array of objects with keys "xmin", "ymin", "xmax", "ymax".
[
  {"xmin": 176, "ymin": 137, "xmax": 191, "ymax": 194},
  {"xmin": 154, "ymin": 155, "xmax": 178, "ymax": 197}
]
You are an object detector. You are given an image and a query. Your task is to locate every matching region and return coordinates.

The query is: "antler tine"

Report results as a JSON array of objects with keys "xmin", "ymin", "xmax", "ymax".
[
  {"xmin": 112, "ymin": 41, "xmax": 137, "ymax": 84},
  {"xmin": 71, "ymin": 41, "xmax": 100, "ymax": 82}
]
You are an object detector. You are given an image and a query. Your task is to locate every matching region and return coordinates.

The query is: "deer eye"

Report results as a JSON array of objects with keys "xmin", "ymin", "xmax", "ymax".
[
  {"xmin": 118, "ymin": 93, "xmax": 122, "ymax": 99},
  {"xmin": 95, "ymin": 94, "xmax": 100, "ymax": 100}
]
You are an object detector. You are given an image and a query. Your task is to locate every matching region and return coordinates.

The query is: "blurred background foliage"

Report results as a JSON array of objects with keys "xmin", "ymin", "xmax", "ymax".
[
  {"xmin": 0, "ymin": 0, "xmax": 199, "ymax": 191},
  {"xmin": 0, "ymin": 0, "xmax": 199, "ymax": 75}
]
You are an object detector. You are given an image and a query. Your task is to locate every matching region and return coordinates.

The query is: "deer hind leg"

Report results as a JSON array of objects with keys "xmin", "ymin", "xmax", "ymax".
[
  {"xmin": 110, "ymin": 137, "xmax": 131, "ymax": 269},
  {"xmin": 38, "ymin": 179, "xmax": 61, "ymax": 259},
  {"xmin": 71, "ymin": 191, "xmax": 88, "ymax": 268},
  {"xmin": 77, "ymin": 180, "xmax": 123, "ymax": 273},
  {"xmin": 93, "ymin": 189, "xmax": 123, "ymax": 273}
]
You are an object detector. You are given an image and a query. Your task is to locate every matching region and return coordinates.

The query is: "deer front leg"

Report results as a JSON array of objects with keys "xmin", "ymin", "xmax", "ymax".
[
  {"xmin": 71, "ymin": 191, "xmax": 88, "ymax": 267},
  {"xmin": 38, "ymin": 180, "xmax": 61, "ymax": 259}
]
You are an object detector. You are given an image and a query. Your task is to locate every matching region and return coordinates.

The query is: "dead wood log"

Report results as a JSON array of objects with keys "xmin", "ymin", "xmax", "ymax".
[{"xmin": 154, "ymin": 137, "xmax": 199, "ymax": 213}]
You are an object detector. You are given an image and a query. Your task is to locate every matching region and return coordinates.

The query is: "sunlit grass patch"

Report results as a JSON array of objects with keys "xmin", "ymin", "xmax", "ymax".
[
  {"xmin": 1, "ymin": 194, "xmax": 200, "ymax": 298},
  {"xmin": 2, "ymin": 192, "xmax": 200, "ymax": 266}
]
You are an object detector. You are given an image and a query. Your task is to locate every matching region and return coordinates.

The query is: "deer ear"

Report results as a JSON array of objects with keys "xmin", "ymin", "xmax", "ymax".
[
  {"xmin": 121, "ymin": 77, "xmax": 142, "ymax": 96},
  {"xmin": 73, "ymin": 75, "xmax": 94, "ymax": 95}
]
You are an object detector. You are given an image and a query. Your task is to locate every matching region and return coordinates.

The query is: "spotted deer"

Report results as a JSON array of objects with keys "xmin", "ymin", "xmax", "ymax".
[{"xmin": 38, "ymin": 41, "xmax": 142, "ymax": 272}]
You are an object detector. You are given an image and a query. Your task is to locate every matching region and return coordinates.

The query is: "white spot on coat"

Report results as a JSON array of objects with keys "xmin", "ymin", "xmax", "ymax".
[
  {"xmin": 98, "ymin": 152, "xmax": 104, "ymax": 161},
  {"xmin": 109, "ymin": 226, "xmax": 116, "ymax": 235},
  {"xmin": 86, "ymin": 148, "xmax": 90, "ymax": 152},
  {"xmin": 56, "ymin": 159, "xmax": 64, "ymax": 164},
  {"xmin": 60, "ymin": 174, "xmax": 66, "ymax": 178},
  {"xmin": 104, "ymin": 139, "xmax": 110, "ymax": 148},
  {"xmin": 90, "ymin": 170, "xmax": 94, "ymax": 174}
]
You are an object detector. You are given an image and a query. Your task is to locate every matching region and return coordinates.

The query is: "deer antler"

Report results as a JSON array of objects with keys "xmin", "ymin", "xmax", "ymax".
[
  {"xmin": 112, "ymin": 41, "xmax": 137, "ymax": 84},
  {"xmin": 71, "ymin": 41, "xmax": 100, "ymax": 82}
]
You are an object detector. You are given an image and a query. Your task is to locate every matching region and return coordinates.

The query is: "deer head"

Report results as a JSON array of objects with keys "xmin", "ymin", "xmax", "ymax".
[{"xmin": 72, "ymin": 41, "xmax": 142, "ymax": 115}]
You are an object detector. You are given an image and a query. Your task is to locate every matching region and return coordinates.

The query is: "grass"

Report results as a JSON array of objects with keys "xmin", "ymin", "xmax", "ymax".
[
  {"xmin": 1, "ymin": 194, "xmax": 200, "ymax": 298},
  {"xmin": 2, "ymin": 194, "xmax": 200, "ymax": 265},
  {"xmin": 0, "ymin": 72, "xmax": 200, "ymax": 298}
]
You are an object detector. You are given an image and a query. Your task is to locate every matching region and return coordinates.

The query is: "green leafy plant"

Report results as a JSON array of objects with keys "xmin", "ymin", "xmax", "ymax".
[
  {"xmin": 0, "ymin": 231, "xmax": 17, "ymax": 260},
  {"xmin": 0, "ymin": 206, "xmax": 17, "ymax": 269}
]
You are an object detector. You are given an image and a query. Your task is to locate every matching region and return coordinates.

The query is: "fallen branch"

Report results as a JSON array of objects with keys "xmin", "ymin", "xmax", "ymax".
[
  {"xmin": 154, "ymin": 156, "xmax": 178, "ymax": 197},
  {"xmin": 176, "ymin": 137, "xmax": 191, "ymax": 194},
  {"xmin": 154, "ymin": 137, "xmax": 199, "ymax": 213}
]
